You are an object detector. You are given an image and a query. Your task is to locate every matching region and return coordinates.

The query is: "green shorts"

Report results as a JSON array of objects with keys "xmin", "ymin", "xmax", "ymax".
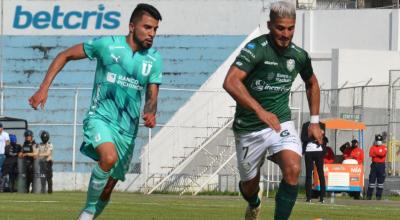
[{"xmin": 80, "ymin": 118, "xmax": 136, "ymax": 181}]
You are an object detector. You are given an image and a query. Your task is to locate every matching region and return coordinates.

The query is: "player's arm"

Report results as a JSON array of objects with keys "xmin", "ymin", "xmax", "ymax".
[
  {"xmin": 304, "ymin": 74, "xmax": 323, "ymax": 144},
  {"xmin": 143, "ymin": 84, "xmax": 159, "ymax": 128},
  {"xmin": 29, "ymin": 44, "xmax": 87, "ymax": 110},
  {"xmin": 223, "ymin": 66, "xmax": 281, "ymax": 132}
]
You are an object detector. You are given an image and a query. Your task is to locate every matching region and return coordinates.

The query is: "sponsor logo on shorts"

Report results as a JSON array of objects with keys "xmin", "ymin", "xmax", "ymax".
[{"xmin": 280, "ymin": 130, "xmax": 290, "ymax": 137}]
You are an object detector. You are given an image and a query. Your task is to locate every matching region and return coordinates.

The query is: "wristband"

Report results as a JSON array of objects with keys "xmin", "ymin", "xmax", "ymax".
[{"xmin": 310, "ymin": 115, "xmax": 319, "ymax": 124}]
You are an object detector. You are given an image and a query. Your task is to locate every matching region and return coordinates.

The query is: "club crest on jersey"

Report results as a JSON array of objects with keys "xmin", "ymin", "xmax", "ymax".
[
  {"xmin": 286, "ymin": 59, "xmax": 295, "ymax": 72},
  {"xmin": 267, "ymin": 72, "xmax": 275, "ymax": 81},
  {"xmin": 142, "ymin": 62, "xmax": 153, "ymax": 76}
]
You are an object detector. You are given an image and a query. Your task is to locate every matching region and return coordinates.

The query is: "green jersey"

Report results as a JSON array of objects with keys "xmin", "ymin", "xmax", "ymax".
[
  {"xmin": 232, "ymin": 34, "xmax": 313, "ymax": 133},
  {"xmin": 83, "ymin": 36, "xmax": 163, "ymax": 137}
]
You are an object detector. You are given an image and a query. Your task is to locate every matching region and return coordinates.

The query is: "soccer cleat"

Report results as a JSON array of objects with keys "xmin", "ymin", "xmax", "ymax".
[
  {"xmin": 245, "ymin": 204, "xmax": 261, "ymax": 220},
  {"xmin": 319, "ymin": 199, "xmax": 325, "ymax": 204},
  {"xmin": 76, "ymin": 210, "xmax": 94, "ymax": 220},
  {"xmin": 306, "ymin": 199, "xmax": 312, "ymax": 203}
]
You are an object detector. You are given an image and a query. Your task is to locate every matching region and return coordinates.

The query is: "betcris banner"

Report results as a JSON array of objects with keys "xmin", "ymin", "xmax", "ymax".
[{"xmin": 3, "ymin": 0, "xmax": 138, "ymax": 35}]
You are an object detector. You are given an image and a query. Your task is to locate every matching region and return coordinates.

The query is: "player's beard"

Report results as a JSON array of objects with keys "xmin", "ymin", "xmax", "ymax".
[{"xmin": 133, "ymin": 31, "xmax": 152, "ymax": 50}]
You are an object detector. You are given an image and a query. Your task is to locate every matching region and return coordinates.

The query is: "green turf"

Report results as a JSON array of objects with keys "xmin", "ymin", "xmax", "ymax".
[{"xmin": 0, "ymin": 192, "xmax": 399, "ymax": 219}]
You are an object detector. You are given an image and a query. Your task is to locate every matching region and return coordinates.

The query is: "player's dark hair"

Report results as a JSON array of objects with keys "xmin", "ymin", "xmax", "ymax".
[{"xmin": 130, "ymin": 3, "xmax": 162, "ymax": 24}]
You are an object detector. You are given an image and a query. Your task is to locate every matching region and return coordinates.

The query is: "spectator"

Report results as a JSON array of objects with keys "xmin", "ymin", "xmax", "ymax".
[
  {"xmin": 19, "ymin": 130, "xmax": 38, "ymax": 193},
  {"xmin": 0, "ymin": 122, "xmax": 10, "ymax": 178},
  {"xmin": 37, "ymin": 130, "xmax": 53, "ymax": 194},
  {"xmin": 1, "ymin": 134, "xmax": 21, "ymax": 192},
  {"xmin": 323, "ymin": 137, "xmax": 335, "ymax": 164},
  {"xmin": 340, "ymin": 142, "xmax": 351, "ymax": 154},
  {"xmin": 366, "ymin": 134, "xmax": 387, "ymax": 200},
  {"xmin": 343, "ymin": 139, "xmax": 364, "ymax": 165},
  {"xmin": 301, "ymin": 122, "xmax": 326, "ymax": 203}
]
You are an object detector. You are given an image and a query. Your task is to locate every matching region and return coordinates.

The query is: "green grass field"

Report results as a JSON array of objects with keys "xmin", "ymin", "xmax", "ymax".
[{"xmin": 0, "ymin": 192, "xmax": 399, "ymax": 220}]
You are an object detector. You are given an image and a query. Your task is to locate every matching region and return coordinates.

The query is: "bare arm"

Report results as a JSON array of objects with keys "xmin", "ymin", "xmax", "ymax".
[
  {"xmin": 142, "ymin": 84, "xmax": 159, "ymax": 128},
  {"xmin": 223, "ymin": 66, "xmax": 281, "ymax": 132},
  {"xmin": 29, "ymin": 44, "xmax": 87, "ymax": 110},
  {"xmin": 304, "ymin": 74, "xmax": 323, "ymax": 144}
]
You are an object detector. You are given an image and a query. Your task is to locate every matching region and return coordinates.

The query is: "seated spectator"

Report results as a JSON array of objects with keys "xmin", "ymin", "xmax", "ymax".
[
  {"xmin": 323, "ymin": 137, "xmax": 334, "ymax": 164},
  {"xmin": 343, "ymin": 139, "xmax": 364, "ymax": 165}
]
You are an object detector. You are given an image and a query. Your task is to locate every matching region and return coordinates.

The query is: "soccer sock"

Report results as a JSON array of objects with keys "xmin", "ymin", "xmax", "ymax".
[
  {"xmin": 239, "ymin": 181, "xmax": 261, "ymax": 208},
  {"xmin": 94, "ymin": 199, "xmax": 110, "ymax": 218},
  {"xmin": 83, "ymin": 164, "xmax": 111, "ymax": 214},
  {"xmin": 274, "ymin": 180, "xmax": 298, "ymax": 220}
]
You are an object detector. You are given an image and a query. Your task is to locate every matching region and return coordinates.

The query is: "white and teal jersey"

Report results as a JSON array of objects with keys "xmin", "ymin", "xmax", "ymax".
[{"xmin": 83, "ymin": 36, "xmax": 163, "ymax": 137}]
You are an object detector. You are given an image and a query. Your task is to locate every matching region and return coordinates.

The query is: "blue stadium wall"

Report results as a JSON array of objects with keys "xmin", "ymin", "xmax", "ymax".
[{"xmin": 2, "ymin": 35, "xmax": 245, "ymax": 172}]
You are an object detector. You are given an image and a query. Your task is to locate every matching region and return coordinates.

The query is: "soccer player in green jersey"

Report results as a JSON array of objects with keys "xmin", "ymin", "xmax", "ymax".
[
  {"xmin": 29, "ymin": 4, "xmax": 162, "ymax": 220},
  {"xmin": 223, "ymin": 1, "xmax": 323, "ymax": 220}
]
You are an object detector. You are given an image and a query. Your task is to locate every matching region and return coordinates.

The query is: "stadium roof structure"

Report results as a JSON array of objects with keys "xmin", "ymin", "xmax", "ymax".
[{"xmin": 321, "ymin": 118, "xmax": 366, "ymax": 130}]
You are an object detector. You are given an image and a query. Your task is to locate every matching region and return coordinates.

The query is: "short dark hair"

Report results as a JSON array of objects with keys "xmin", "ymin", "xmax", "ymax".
[{"xmin": 130, "ymin": 3, "xmax": 162, "ymax": 24}]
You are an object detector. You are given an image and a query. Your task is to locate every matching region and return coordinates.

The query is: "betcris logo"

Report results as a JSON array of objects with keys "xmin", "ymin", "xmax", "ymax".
[{"xmin": 13, "ymin": 4, "xmax": 120, "ymax": 30}]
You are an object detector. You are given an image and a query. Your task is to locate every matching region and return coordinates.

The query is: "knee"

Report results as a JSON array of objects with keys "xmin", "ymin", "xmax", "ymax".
[
  {"xmin": 100, "ymin": 154, "xmax": 117, "ymax": 170},
  {"xmin": 241, "ymin": 177, "xmax": 260, "ymax": 196},
  {"xmin": 283, "ymin": 164, "xmax": 301, "ymax": 184}
]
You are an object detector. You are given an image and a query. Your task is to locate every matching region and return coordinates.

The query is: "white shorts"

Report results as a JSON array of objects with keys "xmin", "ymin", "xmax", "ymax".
[{"xmin": 234, "ymin": 121, "xmax": 302, "ymax": 181}]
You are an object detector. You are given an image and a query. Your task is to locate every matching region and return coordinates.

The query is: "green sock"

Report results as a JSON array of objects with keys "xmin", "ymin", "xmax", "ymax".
[
  {"xmin": 274, "ymin": 180, "xmax": 298, "ymax": 220},
  {"xmin": 83, "ymin": 164, "xmax": 110, "ymax": 214},
  {"xmin": 94, "ymin": 199, "xmax": 110, "ymax": 218}
]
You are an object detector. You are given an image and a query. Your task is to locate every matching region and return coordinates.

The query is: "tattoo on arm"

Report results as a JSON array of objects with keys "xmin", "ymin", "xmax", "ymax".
[{"xmin": 144, "ymin": 84, "xmax": 158, "ymax": 114}]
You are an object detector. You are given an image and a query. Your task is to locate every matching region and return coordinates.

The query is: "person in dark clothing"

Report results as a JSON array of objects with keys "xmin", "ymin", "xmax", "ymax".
[
  {"xmin": 37, "ymin": 130, "xmax": 53, "ymax": 194},
  {"xmin": 19, "ymin": 130, "xmax": 38, "ymax": 193},
  {"xmin": 1, "ymin": 134, "xmax": 21, "ymax": 192},
  {"xmin": 301, "ymin": 121, "xmax": 326, "ymax": 203}
]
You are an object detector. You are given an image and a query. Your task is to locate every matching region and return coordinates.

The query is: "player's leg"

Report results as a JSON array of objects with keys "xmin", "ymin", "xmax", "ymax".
[
  {"xmin": 314, "ymin": 152, "xmax": 326, "ymax": 202},
  {"xmin": 366, "ymin": 163, "xmax": 377, "ymax": 200},
  {"xmin": 375, "ymin": 163, "xmax": 385, "ymax": 200},
  {"xmin": 94, "ymin": 177, "xmax": 118, "ymax": 218},
  {"xmin": 235, "ymin": 130, "xmax": 269, "ymax": 220},
  {"xmin": 83, "ymin": 142, "xmax": 118, "ymax": 214},
  {"xmin": 304, "ymin": 153, "xmax": 314, "ymax": 202},
  {"xmin": 269, "ymin": 121, "xmax": 302, "ymax": 220},
  {"xmin": 274, "ymin": 150, "xmax": 301, "ymax": 220}
]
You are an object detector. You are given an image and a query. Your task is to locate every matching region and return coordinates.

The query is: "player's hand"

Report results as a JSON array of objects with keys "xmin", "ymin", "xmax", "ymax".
[
  {"xmin": 142, "ymin": 113, "xmax": 156, "ymax": 128},
  {"xmin": 256, "ymin": 109, "xmax": 281, "ymax": 132},
  {"xmin": 308, "ymin": 123, "xmax": 323, "ymax": 145},
  {"xmin": 29, "ymin": 87, "xmax": 49, "ymax": 110}
]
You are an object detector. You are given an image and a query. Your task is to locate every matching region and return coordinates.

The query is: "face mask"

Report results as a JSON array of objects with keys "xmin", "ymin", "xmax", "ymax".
[{"xmin": 376, "ymin": 141, "xmax": 382, "ymax": 146}]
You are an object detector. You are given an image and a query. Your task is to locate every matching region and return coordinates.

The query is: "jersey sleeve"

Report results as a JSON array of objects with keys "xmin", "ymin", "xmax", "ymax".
[
  {"xmin": 232, "ymin": 41, "xmax": 261, "ymax": 74},
  {"xmin": 299, "ymin": 51, "xmax": 314, "ymax": 81},
  {"xmin": 83, "ymin": 37, "xmax": 106, "ymax": 60},
  {"xmin": 5, "ymin": 133, "xmax": 9, "ymax": 141},
  {"xmin": 149, "ymin": 52, "xmax": 163, "ymax": 84}
]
